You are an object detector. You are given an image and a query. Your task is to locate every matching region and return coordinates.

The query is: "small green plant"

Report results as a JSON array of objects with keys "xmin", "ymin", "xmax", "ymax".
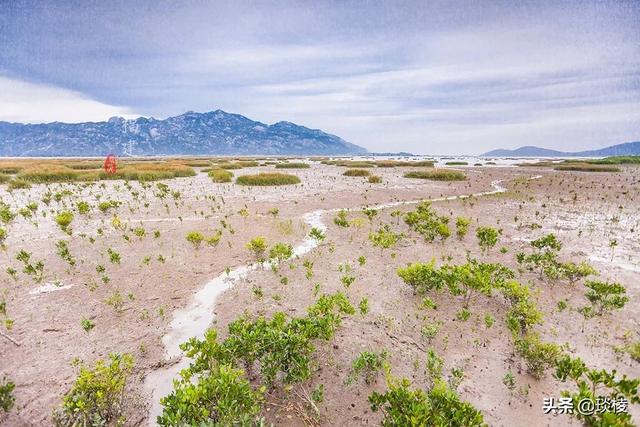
[
  {"xmin": 579, "ymin": 280, "xmax": 628, "ymax": 318},
  {"xmin": 186, "ymin": 231, "xmax": 205, "ymax": 249},
  {"xmin": 554, "ymin": 355, "xmax": 639, "ymax": 426},
  {"xmin": 369, "ymin": 224, "xmax": 402, "ymax": 253},
  {"xmin": 0, "ymin": 375, "xmax": 15, "ymax": 413},
  {"xmin": 52, "ymin": 354, "xmax": 133, "ymax": 426},
  {"xmin": 76, "ymin": 201, "xmax": 90, "ymax": 214},
  {"xmin": 55, "ymin": 211, "xmax": 74, "ymax": 234},
  {"xmin": 514, "ymin": 333, "xmax": 562, "ymax": 379},
  {"xmin": 268, "ymin": 242, "xmax": 293, "ymax": 263},
  {"xmin": 421, "ymin": 321, "xmax": 442, "ymax": 342},
  {"xmin": 456, "ymin": 308, "xmax": 471, "ymax": 321},
  {"xmin": 334, "ymin": 210, "xmax": 349, "ymax": 227},
  {"xmin": 55, "ymin": 240, "xmax": 76, "ymax": 267},
  {"xmin": 476, "ymin": 226, "xmax": 500, "ymax": 252},
  {"xmin": 309, "ymin": 227, "xmax": 326, "ymax": 241},
  {"xmin": 107, "ymin": 248, "xmax": 121, "ymax": 264},
  {"xmin": 455, "ymin": 216, "xmax": 471, "ymax": 240},
  {"xmin": 404, "ymin": 202, "xmax": 450, "ymax": 242},
  {"xmin": 246, "ymin": 236, "xmax": 267, "ymax": 262},
  {"xmin": 105, "ymin": 291, "xmax": 125, "ymax": 313},
  {"xmin": 81, "ymin": 318, "xmax": 95, "ymax": 332},
  {"xmin": 502, "ymin": 370, "xmax": 516, "ymax": 390},
  {"xmin": 348, "ymin": 350, "xmax": 388, "ymax": 385},
  {"xmin": 369, "ymin": 375, "xmax": 484, "ymax": 426},
  {"xmin": 484, "ymin": 314, "xmax": 495, "ymax": 328},
  {"xmin": 358, "ymin": 297, "xmax": 369, "ymax": 315}
]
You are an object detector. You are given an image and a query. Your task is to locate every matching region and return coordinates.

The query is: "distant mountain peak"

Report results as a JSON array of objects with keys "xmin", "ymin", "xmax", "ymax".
[
  {"xmin": 0, "ymin": 110, "xmax": 368, "ymax": 157},
  {"xmin": 482, "ymin": 141, "xmax": 640, "ymax": 157}
]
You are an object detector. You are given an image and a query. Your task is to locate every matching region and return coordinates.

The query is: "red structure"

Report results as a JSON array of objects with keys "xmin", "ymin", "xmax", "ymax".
[{"xmin": 103, "ymin": 154, "xmax": 117, "ymax": 174}]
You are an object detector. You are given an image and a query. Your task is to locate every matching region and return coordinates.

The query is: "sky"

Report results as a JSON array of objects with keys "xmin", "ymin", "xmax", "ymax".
[{"xmin": 0, "ymin": 0, "xmax": 639, "ymax": 155}]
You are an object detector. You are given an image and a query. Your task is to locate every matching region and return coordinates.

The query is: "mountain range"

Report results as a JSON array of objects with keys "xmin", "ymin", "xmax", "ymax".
[
  {"xmin": 482, "ymin": 141, "xmax": 640, "ymax": 157},
  {"xmin": 0, "ymin": 110, "xmax": 367, "ymax": 157}
]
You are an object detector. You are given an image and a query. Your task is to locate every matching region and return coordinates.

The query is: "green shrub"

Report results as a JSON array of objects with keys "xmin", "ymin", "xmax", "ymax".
[
  {"xmin": 587, "ymin": 156, "xmax": 640, "ymax": 165},
  {"xmin": 444, "ymin": 161, "xmax": 468, "ymax": 165},
  {"xmin": 397, "ymin": 260, "xmax": 447, "ymax": 295},
  {"xmin": 208, "ymin": 168, "xmax": 233, "ymax": 183},
  {"xmin": 334, "ymin": 210, "xmax": 350, "ymax": 227},
  {"xmin": 343, "ymin": 169, "xmax": 370, "ymax": 177},
  {"xmin": 368, "ymin": 175, "xmax": 382, "ymax": 183},
  {"xmin": 514, "ymin": 334, "xmax": 562, "ymax": 378},
  {"xmin": 246, "ymin": 236, "xmax": 267, "ymax": 262},
  {"xmin": 52, "ymin": 354, "xmax": 133, "ymax": 426},
  {"xmin": 348, "ymin": 350, "xmax": 388, "ymax": 385},
  {"xmin": 404, "ymin": 170, "xmax": 466, "ymax": 181},
  {"xmin": 275, "ymin": 162, "xmax": 310, "ymax": 169},
  {"xmin": 158, "ymin": 363, "xmax": 264, "ymax": 426},
  {"xmin": 475, "ymin": 226, "xmax": 500, "ymax": 252},
  {"xmin": 8, "ymin": 178, "xmax": 31, "ymax": 190},
  {"xmin": 236, "ymin": 173, "xmax": 300, "ymax": 186},
  {"xmin": 559, "ymin": 261, "xmax": 598, "ymax": 285},
  {"xmin": 268, "ymin": 242, "xmax": 293, "ymax": 263},
  {"xmin": 98, "ymin": 200, "xmax": 121, "ymax": 213},
  {"xmin": 55, "ymin": 211, "xmax": 74, "ymax": 234},
  {"xmin": 0, "ymin": 202, "xmax": 15, "ymax": 224},
  {"xmin": 76, "ymin": 201, "xmax": 91, "ymax": 214},
  {"xmin": 369, "ymin": 224, "xmax": 402, "ymax": 252},
  {"xmin": 455, "ymin": 217, "xmax": 471, "ymax": 239},
  {"xmin": 0, "ymin": 376, "xmax": 15, "ymax": 413},
  {"xmin": 404, "ymin": 202, "xmax": 450, "ymax": 242},
  {"xmin": 554, "ymin": 164, "xmax": 620, "ymax": 172},
  {"xmin": 579, "ymin": 280, "xmax": 628, "ymax": 317},
  {"xmin": 369, "ymin": 376, "xmax": 485, "ymax": 426},
  {"xmin": 186, "ymin": 231, "xmax": 205, "ymax": 248},
  {"xmin": 554, "ymin": 355, "xmax": 640, "ymax": 426}
]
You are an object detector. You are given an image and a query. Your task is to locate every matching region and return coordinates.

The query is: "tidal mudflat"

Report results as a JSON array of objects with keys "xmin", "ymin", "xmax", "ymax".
[{"xmin": 0, "ymin": 158, "xmax": 638, "ymax": 426}]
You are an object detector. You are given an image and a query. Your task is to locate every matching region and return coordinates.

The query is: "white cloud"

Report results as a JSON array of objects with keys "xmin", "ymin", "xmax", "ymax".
[{"xmin": 0, "ymin": 76, "xmax": 136, "ymax": 123}]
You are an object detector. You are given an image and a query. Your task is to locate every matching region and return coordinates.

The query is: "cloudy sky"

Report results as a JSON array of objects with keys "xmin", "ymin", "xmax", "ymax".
[{"xmin": 0, "ymin": 0, "xmax": 639, "ymax": 154}]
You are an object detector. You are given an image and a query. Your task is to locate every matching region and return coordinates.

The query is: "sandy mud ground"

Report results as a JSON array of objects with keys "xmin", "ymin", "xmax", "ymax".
[{"xmin": 0, "ymin": 162, "xmax": 638, "ymax": 426}]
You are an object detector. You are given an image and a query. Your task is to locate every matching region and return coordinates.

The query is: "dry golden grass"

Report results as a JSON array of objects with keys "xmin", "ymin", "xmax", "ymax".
[{"xmin": 9, "ymin": 160, "xmax": 196, "ymax": 183}]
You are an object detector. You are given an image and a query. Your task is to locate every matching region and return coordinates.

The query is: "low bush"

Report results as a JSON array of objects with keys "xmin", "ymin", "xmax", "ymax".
[
  {"xmin": 343, "ymin": 169, "xmax": 370, "ymax": 177},
  {"xmin": 236, "ymin": 173, "xmax": 300, "ymax": 186},
  {"xmin": 7, "ymin": 179, "xmax": 31, "ymax": 190},
  {"xmin": 476, "ymin": 226, "xmax": 500, "ymax": 252},
  {"xmin": 275, "ymin": 162, "xmax": 310, "ymax": 169},
  {"xmin": 159, "ymin": 294, "xmax": 354, "ymax": 425},
  {"xmin": 368, "ymin": 175, "xmax": 382, "ymax": 183},
  {"xmin": 208, "ymin": 168, "xmax": 233, "ymax": 183},
  {"xmin": 369, "ymin": 376, "xmax": 485, "ymax": 426},
  {"xmin": 554, "ymin": 355, "xmax": 640, "ymax": 425},
  {"xmin": 0, "ymin": 376, "xmax": 15, "ymax": 413},
  {"xmin": 514, "ymin": 334, "xmax": 562, "ymax": 379},
  {"xmin": 554, "ymin": 164, "xmax": 620, "ymax": 172},
  {"xmin": 404, "ymin": 202, "xmax": 450, "ymax": 242},
  {"xmin": 52, "ymin": 354, "xmax": 133, "ymax": 426},
  {"xmin": 404, "ymin": 169, "xmax": 466, "ymax": 181},
  {"xmin": 348, "ymin": 350, "xmax": 388, "ymax": 385}
]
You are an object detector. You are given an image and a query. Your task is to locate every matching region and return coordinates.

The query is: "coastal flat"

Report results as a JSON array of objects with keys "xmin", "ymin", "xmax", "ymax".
[{"xmin": 0, "ymin": 161, "xmax": 638, "ymax": 426}]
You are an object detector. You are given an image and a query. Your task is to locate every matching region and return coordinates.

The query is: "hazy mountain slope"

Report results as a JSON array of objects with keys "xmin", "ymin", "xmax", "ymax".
[
  {"xmin": 482, "ymin": 141, "xmax": 640, "ymax": 157},
  {"xmin": 0, "ymin": 110, "xmax": 367, "ymax": 156}
]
